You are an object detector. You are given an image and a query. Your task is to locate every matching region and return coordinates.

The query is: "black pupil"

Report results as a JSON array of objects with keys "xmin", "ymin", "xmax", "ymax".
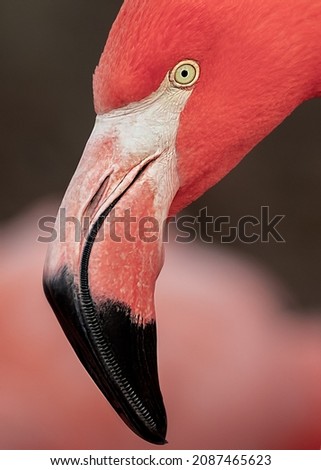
[{"xmin": 181, "ymin": 69, "xmax": 189, "ymax": 78}]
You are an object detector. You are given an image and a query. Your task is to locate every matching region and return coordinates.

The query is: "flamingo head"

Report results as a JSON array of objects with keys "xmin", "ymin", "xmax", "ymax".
[{"xmin": 43, "ymin": 0, "xmax": 319, "ymax": 444}]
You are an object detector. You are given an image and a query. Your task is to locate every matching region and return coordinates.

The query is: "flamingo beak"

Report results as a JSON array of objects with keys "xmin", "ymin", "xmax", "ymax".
[{"xmin": 43, "ymin": 76, "xmax": 192, "ymax": 444}]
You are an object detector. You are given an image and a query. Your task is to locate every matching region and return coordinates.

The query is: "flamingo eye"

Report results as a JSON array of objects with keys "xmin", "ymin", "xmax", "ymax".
[{"xmin": 170, "ymin": 60, "xmax": 200, "ymax": 87}]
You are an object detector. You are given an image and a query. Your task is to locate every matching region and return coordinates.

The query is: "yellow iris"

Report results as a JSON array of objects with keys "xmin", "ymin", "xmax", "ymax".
[{"xmin": 170, "ymin": 60, "xmax": 200, "ymax": 87}]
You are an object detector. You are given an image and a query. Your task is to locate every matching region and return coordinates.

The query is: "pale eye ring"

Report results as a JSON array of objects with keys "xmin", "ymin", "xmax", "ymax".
[{"xmin": 170, "ymin": 60, "xmax": 200, "ymax": 87}]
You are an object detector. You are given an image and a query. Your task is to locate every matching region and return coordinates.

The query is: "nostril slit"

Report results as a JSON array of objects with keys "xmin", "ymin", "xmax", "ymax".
[{"xmin": 83, "ymin": 174, "xmax": 110, "ymax": 227}]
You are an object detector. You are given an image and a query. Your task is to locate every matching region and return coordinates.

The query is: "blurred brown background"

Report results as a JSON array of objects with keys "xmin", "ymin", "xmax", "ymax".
[{"xmin": 1, "ymin": 0, "xmax": 321, "ymax": 309}]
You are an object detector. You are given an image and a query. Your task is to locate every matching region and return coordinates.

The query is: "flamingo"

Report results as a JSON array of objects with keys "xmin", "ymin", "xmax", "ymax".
[{"xmin": 43, "ymin": 0, "xmax": 321, "ymax": 445}]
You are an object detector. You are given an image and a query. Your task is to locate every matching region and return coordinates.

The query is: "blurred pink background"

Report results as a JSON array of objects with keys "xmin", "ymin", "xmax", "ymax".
[{"xmin": 1, "ymin": 1, "xmax": 321, "ymax": 450}]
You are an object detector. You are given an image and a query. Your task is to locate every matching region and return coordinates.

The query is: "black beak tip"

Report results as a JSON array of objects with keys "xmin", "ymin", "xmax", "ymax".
[
  {"xmin": 146, "ymin": 433, "xmax": 168, "ymax": 446},
  {"xmin": 129, "ymin": 410, "xmax": 167, "ymax": 445},
  {"xmin": 44, "ymin": 267, "xmax": 168, "ymax": 446},
  {"xmin": 151, "ymin": 428, "xmax": 168, "ymax": 446},
  {"xmin": 156, "ymin": 438, "xmax": 168, "ymax": 446}
]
